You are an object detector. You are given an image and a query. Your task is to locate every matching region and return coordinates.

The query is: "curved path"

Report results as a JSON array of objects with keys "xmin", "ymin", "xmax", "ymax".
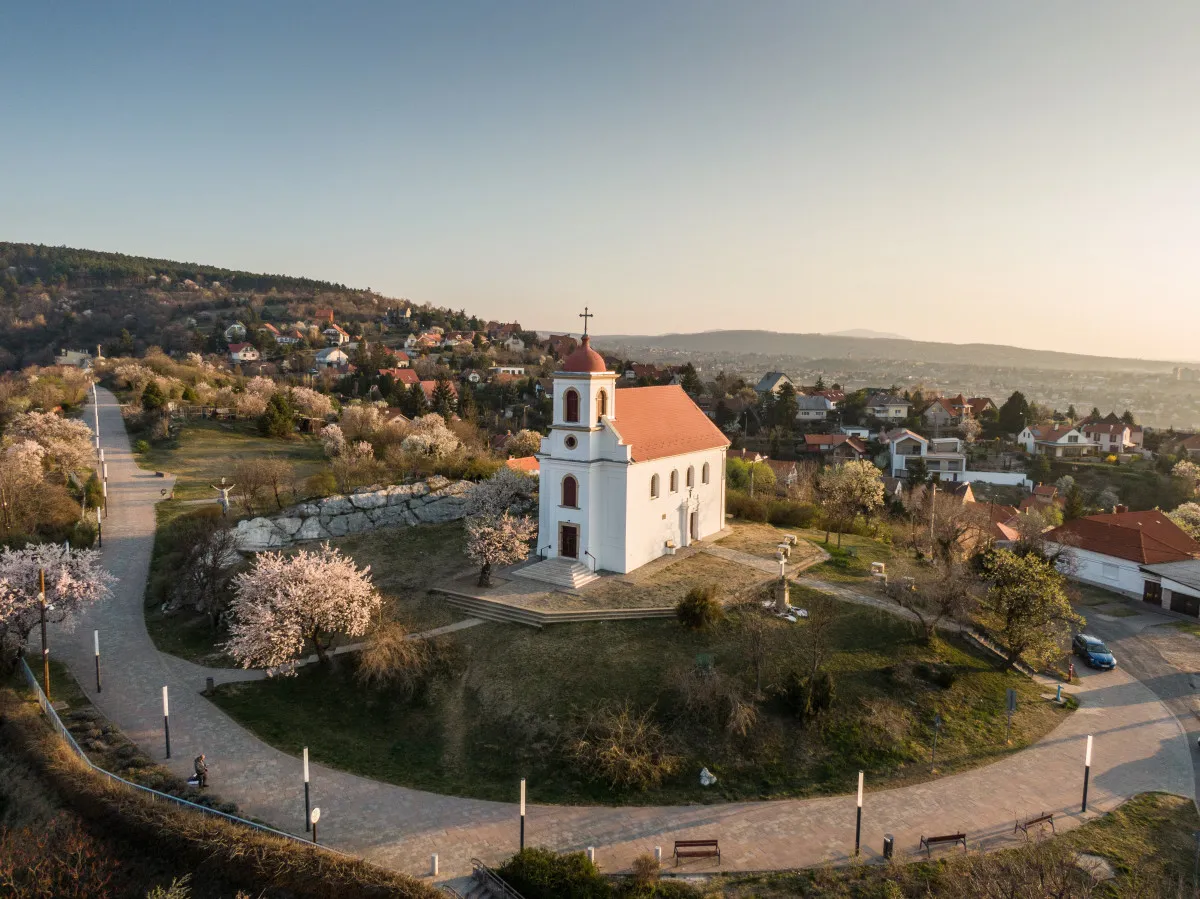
[{"xmin": 49, "ymin": 387, "xmax": 1193, "ymax": 883}]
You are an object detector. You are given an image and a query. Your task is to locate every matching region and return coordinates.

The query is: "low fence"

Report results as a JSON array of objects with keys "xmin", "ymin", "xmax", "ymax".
[{"xmin": 17, "ymin": 657, "xmax": 335, "ymax": 854}]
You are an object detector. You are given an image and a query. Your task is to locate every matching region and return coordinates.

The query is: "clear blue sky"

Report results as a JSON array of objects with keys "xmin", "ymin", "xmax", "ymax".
[{"xmin": 4, "ymin": 2, "xmax": 1198, "ymax": 360}]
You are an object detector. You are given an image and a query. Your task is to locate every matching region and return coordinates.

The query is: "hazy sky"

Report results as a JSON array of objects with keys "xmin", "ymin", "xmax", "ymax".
[{"xmin": 4, "ymin": 2, "xmax": 1198, "ymax": 360}]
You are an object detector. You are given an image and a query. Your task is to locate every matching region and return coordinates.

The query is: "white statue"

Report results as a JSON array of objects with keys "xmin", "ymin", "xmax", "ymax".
[{"xmin": 212, "ymin": 483, "xmax": 235, "ymax": 516}]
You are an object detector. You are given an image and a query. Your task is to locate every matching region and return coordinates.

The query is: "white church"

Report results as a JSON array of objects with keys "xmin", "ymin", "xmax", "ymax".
[{"xmin": 527, "ymin": 327, "xmax": 730, "ymax": 582}]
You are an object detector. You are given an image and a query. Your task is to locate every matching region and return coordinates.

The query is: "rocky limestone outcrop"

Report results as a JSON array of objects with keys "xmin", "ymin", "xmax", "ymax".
[{"xmin": 233, "ymin": 476, "xmax": 471, "ymax": 551}]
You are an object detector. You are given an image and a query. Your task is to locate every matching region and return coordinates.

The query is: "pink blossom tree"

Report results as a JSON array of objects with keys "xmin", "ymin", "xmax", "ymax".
[
  {"xmin": 8, "ymin": 411, "xmax": 94, "ymax": 483},
  {"xmin": 466, "ymin": 512, "xmax": 538, "ymax": 587},
  {"xmin": 289, "ymin": 387, "xmax": 335, "ymax": 420},
  {"xmin": 0, "ymin": 543, "xmax": 116, "ymax": 665},
  {"xmin": 222, "ymin": 543, "xmax": 381, "ymax": 674}
]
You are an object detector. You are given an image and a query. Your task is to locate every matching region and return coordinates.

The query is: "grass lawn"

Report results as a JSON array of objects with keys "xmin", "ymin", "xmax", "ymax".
[
  {"xmin": 1169, "ymin": 620, "xmax": 1200, "ymax": 638},
  {"xmin": 798, "ymin": 530, "xmax": 895, "ymax": 584},
  {"xmin": 710, "ymin": 792, "xmax": 1197, "ymax": 897},
  {"xmin": 136, "ymin": 419, "xmax": 326, "ymax": 502},
  {"xmin": 715, "ymin": 522, "xmax": 825, "ymax": 566},
  {"xmin": 580, "ymin": 551, "xmax": 769, "ymax": 608},
  {"xmin": 212, "ymin": 600, "xmax": 1070, "ymax": 806}
]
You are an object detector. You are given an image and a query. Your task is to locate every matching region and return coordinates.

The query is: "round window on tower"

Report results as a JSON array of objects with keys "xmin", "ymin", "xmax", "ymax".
[{"xmin": 564, "ymin": 435, "xmax": 578, "ymax": 449}]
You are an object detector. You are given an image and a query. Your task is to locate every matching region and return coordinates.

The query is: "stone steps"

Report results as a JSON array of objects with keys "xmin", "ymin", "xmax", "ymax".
[{"xmin": 513, "ymin": 558, "xmax": 600, "ymax": 589}]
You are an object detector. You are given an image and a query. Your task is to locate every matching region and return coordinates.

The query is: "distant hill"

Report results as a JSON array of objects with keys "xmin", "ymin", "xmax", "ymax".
[
  {"xmin": 824, "ymin": 328, "xmax": 907, "ymax": 340},
  {"xmin": 594, "ymin": 330, "xmax": 1178, "ymax": 373}
]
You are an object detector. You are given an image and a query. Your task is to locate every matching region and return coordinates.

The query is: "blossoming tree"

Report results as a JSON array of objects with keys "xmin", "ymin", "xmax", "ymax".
[
  {"xmin": 8, "ymin": 411, "xmax": 94, "ymax": 483},
  {"xmin": 466, "ymin": 512, "xmax": 539, "ymax": 587},
  {"xmin": 222, "ymin": 543, "xmax": 381, "ymax": 674},
  {"xmin": 0, "ymin": 543, "xmax": 117, "ymax": 665}
]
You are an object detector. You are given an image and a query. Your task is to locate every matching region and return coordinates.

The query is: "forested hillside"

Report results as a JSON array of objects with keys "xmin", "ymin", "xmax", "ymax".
[{"xmin": 0, "ymin": 243, "xmax": 478, "ymax": 368}]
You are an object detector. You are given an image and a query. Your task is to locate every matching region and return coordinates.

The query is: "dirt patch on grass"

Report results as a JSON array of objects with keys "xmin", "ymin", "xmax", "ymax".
[{"xmin": 716, "ymin": 522, "xmax": 825, "ymax": 567}]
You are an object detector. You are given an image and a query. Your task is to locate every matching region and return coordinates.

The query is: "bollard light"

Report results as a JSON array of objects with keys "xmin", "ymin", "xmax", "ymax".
[
  {"xmin": 94, "ymin": 630, "xmax": 102, "ymax": 693},
  {"xmin": 855, "ymin": 770, "xmax": 864, "ymax": 856},
  {"xmin": 1081, "ymin": 734, "xmax": 1093, "ymax": 812},
  {"xmin": 162, "ymin": 686, "xmax": 171, "ymax": 758},
  {"xmin": 519, "ymin": 777, "xmax": 527, "ymax": 851},
  {"xmin": 304, "ymin": 747, "xmax": 311, "ymax": 831}
]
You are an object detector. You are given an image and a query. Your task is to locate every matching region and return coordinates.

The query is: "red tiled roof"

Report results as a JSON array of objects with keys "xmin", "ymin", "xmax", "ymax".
[
  {"xmin": 728, "ymin": 448, "xmax": 765, "ymax": 463},
  {"xmin": 1049, "ymin": 510, "xmax": 1200, "ymax": 565},
  {"xmin": 505, "ymin": 456, "xmax": 540, "ymax": 475},
  {"xmin": 420, "ymin": 380, "xmax": 458, "ymax": 402},
  {"xmin": 228, "ymin": 343, "xmax": 251, "ymax": 353},
  {"xmin": 967, "ymin": 397, "xmax": 995, "ymax": 415},
  {"xmin": 1029, "ymin": 425, "xmax": 1077, "ymax": 443},
  {"xmin": 609, "ymin": 385, "xmax": 730, "ymax": 462},
  {"xmin": 1083, "ymin": 423, "xmax": 1128, "ymax": 435}
]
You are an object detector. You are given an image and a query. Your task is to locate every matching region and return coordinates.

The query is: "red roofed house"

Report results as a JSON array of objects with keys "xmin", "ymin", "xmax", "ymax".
[
  {"xmin": 803, "ymin": 433, "xmax": 868, "ymax": 460},
  {"xmin": 228, "ymin": 343, "xmax": 260, "ymax": 363},
  {"xmin": 524, "ymin": 332, "xmax": 729, "ymax": 581},
  {"xmin": 1017, "ymin": 425, "xmax": 1095, "ymax": 458},
  {"xmin": 1082, "ymin": 422, "xmax": 1134, "ymax": 454},
  {"xmin": 505, "ymin": 456, "xmax": 540, "ymax": 476},
  {"xmin": 1047, "ymin": 510, "xmax": 1200, "ymax": 599},
  {"xmin": 419, "ymin": 379, "xmax": 458, "ymax": 404}
]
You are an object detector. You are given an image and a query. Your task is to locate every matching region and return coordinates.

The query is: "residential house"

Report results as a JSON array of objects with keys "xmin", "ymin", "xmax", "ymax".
[
  {"xmin": 1047, "ymin": 510, "xmax": 1200, "ymax": 600},
  {"xmin": 1019, "ymin": 483, "xmax": 1064, "ymax": 514},
  {"xmin": 314, "ymin": 308, "xmax": 335, "ymax": 324},
  {"xmin": 840, "ymin": 425, "xmax": 871, "ymax": 440},
  {"xmin": 967, "ymin": 397, "xmax": 997, "ymax": 418},
  {"xmin": 866, "ymin": 392, "xmax": 911, "ymax": 421},
  {"xmin": 1138, "ymin": 559, "xmax": 1200, "ymax": 618},
  {"xmin": 803, "ymin": 434, "xmax": 867, "ymax": 460},
  {"xmin": 223, "ymin": 322, "xmax": 247, "ymax": 342},
  {"xmin": 228, "ymin": 343, "xmax": 260, "ymax": 364},
  {"xmin": 490, "ymin": 365, "xmax": 526, "ymax": 376},
  {"xmin": 387, "ymin": 368, "xmax": 420, "ymax": 387},
  {"xmin": 882, "ymin": 430, "xmax": 966, "ymax": 481},
  {"xmin": 420, "ymin": 380, "xmax": 458, "ymax": 405},
  {"xmin": 754, "ymin": 372, "xmax": 793, "ymax": 396},
  {"xmin": 728, "ymin": 448, "xmax": 766, "ymax": 464},
  {"xmin": 1177, "ymin": 435, "xmax": 1200, "ymax": 460},
  {"xmin": 260, "ymin": 322, "xmax": 281, "ymax": 339},
  {"xmin": 796, "ymin": 394, "xmax": 835, "ymax": 422},
  {"xmin": 546, "ymin": 334, "xmax": 579, "ymax": 359},
  {"xmin": 625, "ymin": 363, "xmax": 663, "ymax": 381},
  {"xmin": 505, "ymin": 456, "xmax": 540, "ymax": 476},
  {"xmin": 502, "ymin": 335, "xmax": 526, "ymax": 352},
  {"xmin": 1082, "ymin": 422, "xmax": 1134, "ymax": 455},
  {"xmin": 275, "ymin": 326, "xmax": 303, "ymax": 346},
  {"xmin": 1017, "ymin": 425, "xmax": 1095, "ymax": 458},
  {"xmin": 922, "ymin": 397, "xmax": 959, "ymax": 429},
  {"xmin": 55, "ymin": 349, "xmax": 93, "ymax": 369},
  {"xmin": 314, "ymin": 347, "xmax": 350, "ymax": 370},
  {"xmin": 323, "ymin": 324, "xmax": 351, "ymax": 346}
]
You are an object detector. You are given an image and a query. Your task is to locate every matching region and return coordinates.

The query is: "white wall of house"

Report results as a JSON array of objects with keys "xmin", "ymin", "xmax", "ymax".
[
  {"xmin": 1051, "ymin": 545, "xmax": 1147, "ymax": 597},
  {"xmin": 958, "ymin": 471, "xmax": 1034, "ymax": 488}
]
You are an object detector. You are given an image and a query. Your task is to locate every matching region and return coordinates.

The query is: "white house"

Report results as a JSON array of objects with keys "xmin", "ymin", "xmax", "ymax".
[
  {"xmin": 1047, "ymin": 510, "xmax": 1200, "ymax": 600},
  {"xmin": 866, "ymin": 393, "xmax": 911, "ymax": 420},
  {"xmin": 224, "ymin": 322, "xmax": 247, "ymax": 342},
  {"xmin": 532, "ymin": 335, "xmax": 729, "ymax": 577},
  {"xmin": 796, "ymin": 394, "xmax": 834, "ymax": 422},
  {"xmin": 1017, "ymin": 425, "xmax": 1095, "ymax": 458},
  {"xmin": 228, "ymin": 343, "xmax": 260, "ymax": 364},
  {"xmin": 1138, "ymin": 559, "xmax": 1200, "ymax": 618},
  {"xmin": 882, "ymin": 429, "xmax": 1032, "ymax": 487},
  {"xmin": 503, "ymin": 336, "xmax": 526, "ymax": 352},
  {"xmin": 754, "ymin": 372, "xmax": 793, "ymax": 396},
  {"xmin": 490, "ymin": 365, "xmax": 526, "ymax": 376},
  {"xmin": 324, "ymin": 325, "xmax": 351, "ymax": 346},
  {"xmin": 55, "ymin": 349, "xmax": 94, "ymax": 369},
  {"xmin": 314, "ymin": 347, "xmax": 350, "ymax": 369},
  {"xmin": 1082, "ymin": 422, "xmax": 1133, "ymax": 454}
]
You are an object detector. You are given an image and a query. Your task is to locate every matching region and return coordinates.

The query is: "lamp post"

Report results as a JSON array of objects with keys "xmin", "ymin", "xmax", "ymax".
[
  {"xmin": 96, "ymin": 507, "xmax": 102, "ymax": 548},
  {"xmin": 519, "ymin": 778, "xmax": 526, "ymax": 851},
  {"xmin": 94, "ymin": 630, "xmax": 102, "ymax": 693},
  {"xmin": 855, "ymin": 770, "xmax": 864, "ymax": 856},
  {"xmin": 162, "ymin": 686, "xmax": 171, "ymax": 758},
  {"xmin": 39, "ymin": 568, "xmax": 50, "ymax": 702},
  {"xmin": 303, "ymin": 747, "xmax": 311, "ymax": 831},
  {"xmin": 931, "ymin": 713, "xmax": 942, "ymax": 773},
  {"xmin": 1081, "ymin": 734, "xmax": 1093, "ymax": 812}
]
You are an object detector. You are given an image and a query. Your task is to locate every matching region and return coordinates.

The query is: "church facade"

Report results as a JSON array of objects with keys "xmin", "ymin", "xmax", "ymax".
[{"xmin": 536, "ymin": 335, "xmax": 729, "ymax": 574}]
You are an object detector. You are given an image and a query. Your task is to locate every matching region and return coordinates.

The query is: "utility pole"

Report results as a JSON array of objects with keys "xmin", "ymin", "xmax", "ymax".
[
  {"xmin": 929, "ymin": 482, "xmax": 937, "ymax": 555},
  {"xmin": 39, "ymin": 568, "xmax": 50, "ymax": 702}
]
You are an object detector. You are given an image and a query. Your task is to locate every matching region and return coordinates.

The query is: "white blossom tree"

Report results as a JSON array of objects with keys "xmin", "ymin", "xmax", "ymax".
[
  {"xmin": 339, "ymin": 404, "xmax": 383, "ymax": 442},
  {"xmin": 1168, "ymin": 503, "xmax": 1200, "ymax": 541},
  {"xmin": 222, "ymin": 543, "xmax": 381, "ymax": 674},
  {"xmin": 466, "ymin": 467, "xmax": 538, "ymax": 517},
  {"xmin": 289, "ymin": 387, "xmax": 335, "ymax": 420},
  {"xmin": 1173, "ymin": 460, "xmax": 1200, "ymax": 497},
  {"xmin": 0, "ymin": 441, "xmax": 48, "ymax": 537},
  {"xmin": 817, "ymin": 459, "xmax": 885, "ymax": 547},
  {"xmin": 466, "ymin": 512, "xmax": 538, "ymax": 587},
  {"xmin": 321, "ymin": 423, "xmax": 348, "ymax": 458},
  {"xmin": 8, "ymin": 411, "xmax": 94, "ymax": 483},
  {"xmin": 0, "ymin": 543, "xmax": 116, "ymax": 664},
  {"xmin": 958, "ymin": 417, "xmax": 982, "ymax": 444},
  {"xmin": 400, "ymin": 413, "xmax": 460, "ymax": 458},
  {"xmin": 504, "ymin": 429, "xmax": 543, "ymax": 458}
]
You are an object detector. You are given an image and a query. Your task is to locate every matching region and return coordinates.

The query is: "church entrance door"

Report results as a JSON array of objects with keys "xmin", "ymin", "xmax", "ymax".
[
  {"xmin": 690, "ymin": 511, "xmax": 699, "ymax": 542},
  {"xmin": 560, "ymin": 524, "xmax": 579, "ymax": 560}
]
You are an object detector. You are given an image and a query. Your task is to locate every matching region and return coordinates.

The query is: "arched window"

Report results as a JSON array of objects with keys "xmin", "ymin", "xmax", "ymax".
[
  {"xmin": 686, "ymin": 466, "xmax": 695, "ymax": 488},
  {"xmin": 650, "ymin": 474, "xmax": 660, "ymax": 498},
  {"xmin": 702, "ymin": 462, "xmax": 710, "ymax": 484},
  {"xmin": 561, "ymin": 475, "xmax": 578, "ymax": 508},
  {"xmin": 596, "ymin": 389, "xmax": 607, "ymax": 422},
  {"xmin": 670, "ymin": 470, "xmax": 679, "ymax": 493},
  {"xmin": 564, "ymin": 388, "xmax": 579, "ymax": 423}
]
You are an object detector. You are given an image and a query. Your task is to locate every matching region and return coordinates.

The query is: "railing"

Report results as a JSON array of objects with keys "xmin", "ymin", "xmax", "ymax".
[
  {"xmin": 471, "ymin": 859, "xmax": 528, "ymax": 899},
  {"xmin": 583, "ymin": 550, "xmax": 597, "ymax": 572},
  {"xmin": 17, "ymin": 657, "xmax": 337, "ymax": 854}
]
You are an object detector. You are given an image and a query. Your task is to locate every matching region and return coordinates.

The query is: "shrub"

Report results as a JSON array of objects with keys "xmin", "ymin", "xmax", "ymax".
[
  {"xmin": 304, "ymin": 470, "xmax": 339, "ymax": 498},
  {"xmin": 566, "ymin": 703, "xmax": 680, "ymax": 791},
  {"xmin": 497, "ymin": 848, "xmax": 610, "ymax": 899},
  {"xmin": 726, "ymin": 490, "xmax": 767, "ymax": 522},
  {"xmin": 134, "ymin": 439, "xmax": 150, "ymax": 453},
  {"xmin": 766, "ymin": 500, "xmax": 819, "ymax": 528},
  {"xmin": 670, "ymin": 664, "xmax": 757, "ymax": 736},
  {"xmin": 776, "ymin": 668, "xmax": 836, "ymax": 721},
  {"xmin": 912, "ymin": 662, "xmax": 957, "ymax": 689},
  {"xmin": 628, "ymin": 854, "xmax": 659, "ymax": 889},
  {"xmin": 675, "ymin": 584, "xmax": 723, "ymax": 631}
]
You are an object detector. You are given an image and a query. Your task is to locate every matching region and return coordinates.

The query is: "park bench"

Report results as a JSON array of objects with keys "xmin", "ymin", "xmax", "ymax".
[
  {"xmin": 1014, "ymin": 812, "xmax": 1055, "ymax": 836},
  {"xmin": 673, "ymin": 839, "xmax": 720, "ymax": 866},
  {"xmin": 919, "ymin": 833, "xmax": 967, "ymax": 857}
]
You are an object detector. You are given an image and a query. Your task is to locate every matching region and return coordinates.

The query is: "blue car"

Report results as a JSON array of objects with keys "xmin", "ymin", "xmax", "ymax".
[{"xmin": 1073, "ymin": 633, "xmax": 1117, "ymax": 670}]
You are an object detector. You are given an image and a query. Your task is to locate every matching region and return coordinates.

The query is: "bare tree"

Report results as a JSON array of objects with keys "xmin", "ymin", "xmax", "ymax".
[
  {"xmin": 232, "ymin": 459, "xmax": 272, "ymax": 515},
  {"xmin": 260, "ymin": 457, "xmax": 296, "ymax": 510},
  {"xmin": 173, "ymin": 517, "xmax": 241, "ymax": 629},
  {"xmin": 884, "ymin": 557, "xmax": 977, "ymax": 642}
]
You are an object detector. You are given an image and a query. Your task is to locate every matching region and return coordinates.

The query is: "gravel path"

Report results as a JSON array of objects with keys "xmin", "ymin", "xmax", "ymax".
[{"xmin": 44, "ymin": 386, "xmax": 1196, "ymax": 884}]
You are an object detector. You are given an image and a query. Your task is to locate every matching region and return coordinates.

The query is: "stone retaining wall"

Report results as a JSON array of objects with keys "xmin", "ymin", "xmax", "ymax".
[{"xmin": 234, "ymin": 476, "xmax": 471, "ymax": 550}]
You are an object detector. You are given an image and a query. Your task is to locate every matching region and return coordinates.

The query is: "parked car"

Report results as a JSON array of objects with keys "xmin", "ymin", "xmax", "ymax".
[{"xmin": 1072, "ymin": 633, "xmax": 1117, "ymax": 670}]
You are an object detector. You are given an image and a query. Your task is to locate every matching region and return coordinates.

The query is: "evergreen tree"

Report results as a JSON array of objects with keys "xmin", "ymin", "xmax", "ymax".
[
  {"xmin": 774, "ymin": 382, "xmax": 799, "ymax": 431},
  {"xmin": 1090, "ymin": 407, "xmax": 1102, "ymax": 421},
  {"xmin": 906, "ymin": 456, "xmax": 929, "ymax": 489},
  {"xmin": 679, "ymin": 362, "xmax": 703, "ymax": 395},
  {"xmin": 1066, "ymin": 404, "xmax": 1077, "ymax": 421},
  {"xmin": 714, "ymin": 399, "xmax": 734, "ymax": 429},
  {"xmin": 1063, "ymin": 483, "xmax": 1086, "ymax": 521},
  {"xmin": 457, "ymin": 383, "xmax": 477, "ymax": 422},
  {"xmin": 1121, "ymin": 409, "xmax": 1136, "ymax": 426},
  {"xmin": 431, "ymin": 378, "xmax": 456, "ymax": 420},
  {"xmin": 1029, "ymin": 453, "xmax": 1052, "ymax": 485},
  {"xmin": 141, "ymin": 380, "xmax": 167, "ymax": 412},
  {"xmin": 814, "ymin": 375, "xmax": 825, "ymax": 391},
  {"xmin": 998, "ymin": 391, "xmax": 1031, "ymax": 434},
  {"xmin": 258, "ymin": 392, "xmax": 295, "ymax": 438}
]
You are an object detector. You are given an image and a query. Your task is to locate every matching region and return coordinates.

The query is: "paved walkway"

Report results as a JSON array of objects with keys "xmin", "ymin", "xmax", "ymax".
[{"xmin": 47, "ymin": 387, "xmax": 1195, "ymax": 884}]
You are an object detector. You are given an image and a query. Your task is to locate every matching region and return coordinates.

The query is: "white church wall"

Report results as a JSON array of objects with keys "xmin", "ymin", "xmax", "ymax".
[{"xmin": 622, "ymin": 447, "xmax": 727, "ymax": 573}]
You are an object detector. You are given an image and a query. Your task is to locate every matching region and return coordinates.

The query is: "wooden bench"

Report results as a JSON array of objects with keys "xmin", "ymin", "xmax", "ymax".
[
  {"xmin": 1014, "ymin": 812, "xmax": 1055, "ymax": 836},
  {"xmin": 673, "ymin": 839, "xmax": 720, "ymax": 866},
  {"xmin": 919, "ymin": 833, "xmax": 967, "ymax": 857}
]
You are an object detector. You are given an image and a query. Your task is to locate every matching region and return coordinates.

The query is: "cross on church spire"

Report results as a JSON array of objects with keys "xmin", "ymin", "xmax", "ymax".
[{"xmin": 579, "ymin": 306, "xmax": 593, "ymax": 337}]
